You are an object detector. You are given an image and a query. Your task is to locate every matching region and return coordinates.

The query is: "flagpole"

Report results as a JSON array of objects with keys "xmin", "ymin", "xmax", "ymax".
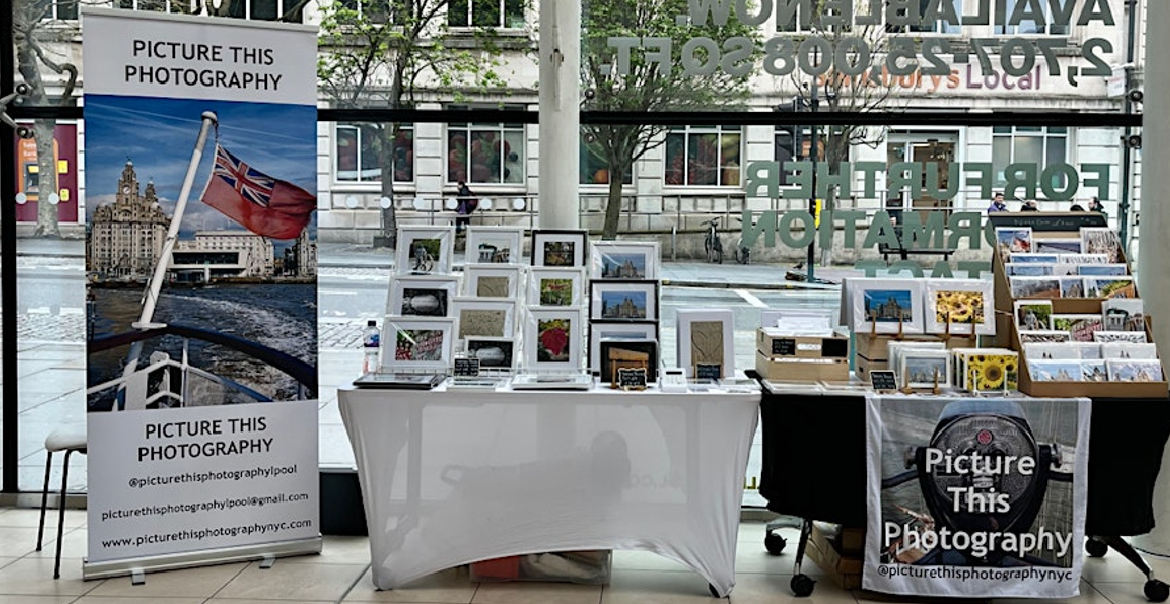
[
  {"xmin": 134, "ymin": 110, "xmax": 218, "ymax": 329},
  {"xmin": 116, "ymin": 111, "xmax": 217, "ymax": 407}
]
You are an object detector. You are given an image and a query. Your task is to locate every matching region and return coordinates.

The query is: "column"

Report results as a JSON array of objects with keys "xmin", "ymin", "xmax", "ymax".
[
  {"xmin": 1133, "ymin": 0, "xmax": 1170, "ymax": 555},
  {"xmin": 537, "ymin": 0, "xmax": 581, "ymax": 229}
]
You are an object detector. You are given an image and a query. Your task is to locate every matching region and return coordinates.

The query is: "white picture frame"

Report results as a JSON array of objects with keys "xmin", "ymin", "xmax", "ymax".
[
  {"xmin": 900, "ymin": 349, "xmax": 951, "ymax": 389},
  {"xmin": 524, "ymin": 307, "xmax": 584, "ymax": 371},
  {"xmin": 464, "ymin": 226, "xmax": 525, "ymax": 264},
  {"xmin": 386, "ymin": 274, "xmax": 461, "ymax": 317},
  {"xmin": 381, "ymin": 316, "xmax": 455, "ymax": 372},
  {"xmin": 924, "ymin": 279, "xmax": 995, "ymax": 336},
  {"xmin": 461, "ymin": 264, "xmax": 524, "ymax": 299},
  {"xmin": 589, "ymin": 241, "xmax": 660, "ymax": 280},
  {"xmin": 588, "ymin": 320, "xmax": 659, "ymax": 374},
  {"xmin": 589, "ymin": 279, "xmax": 660, "ymax": 321},
  {"xmin": 531, "ymin": 229, "xmax": 589, "ymax": 267},
  {"xmin": 451, "ymin": 298, "xmax": 517, "ymax": 342},
  {"xmin": 848, "ymin": 278, "xmax": 924, "ymax": 335},
  {"xmin": 676, "ymin": 308, "xmax": 735, "ymax": 378},
  {"xmin": 395, "ymin": 226, "xmax": 455, "ymax": 275},
  {"xmin": 527, "ymin": 267, "xmax": 586, "ymax": 307}
]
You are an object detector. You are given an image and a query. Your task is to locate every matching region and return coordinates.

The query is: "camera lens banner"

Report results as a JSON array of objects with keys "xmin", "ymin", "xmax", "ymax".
[{"xmin": 864, "ymin": 395, "xmax": 1090, "ymax": 598}]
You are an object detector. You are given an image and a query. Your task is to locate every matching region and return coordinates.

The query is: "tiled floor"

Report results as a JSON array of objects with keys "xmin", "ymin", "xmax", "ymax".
[{"xmin": 0, "ymin": 509, "xmax": 1166, "ymax": 604}]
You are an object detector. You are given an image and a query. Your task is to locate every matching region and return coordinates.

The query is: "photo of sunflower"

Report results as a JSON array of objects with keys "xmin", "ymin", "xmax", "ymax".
[
  {"xmin": 967, "ymin": 353, "xmax": 1019, "ymax": 392},
  {"xmin": 934, "ymin": 290, "xmax": 984, "ymax": 325}
]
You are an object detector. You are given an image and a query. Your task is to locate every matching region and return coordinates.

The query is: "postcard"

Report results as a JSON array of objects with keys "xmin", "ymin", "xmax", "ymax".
[
  {"xmin": 1059, "ymin": 277, "xmax": 1086, "ymax": 299},
  {"xmin": 1078, "ymin": 264, "xmax": 1129, "ymax": 277},
  {"xmin": 1106, "ymin": 359, "xmax": 1165, "ymax": 382},
  {"xmin": 1084, "ymin": 276, "xmax": 1137, "ymax": 299},
  {"xmin": 1015, "ymin": 300, "xmax": 1053, "ymax": 330},
  {"xmin": 1010, "ymin": 277, "xmax": 1062, "ymax": 300},
  {"xmin": 1051, "ymin": 314, "xmax": 1103, "ymax": 342},
  {"xmin": 1023, "ymin": 342, "xmax": 1082, "ymax": 360},
  {"xmin": 1102, "ymin": 298, "xmax": 1146, "ymax": 331},
  {"xmin": 996, "ymin": 227, "xmax": 1033, "ymax": 262},
  {"xmin": 1081, "ymin": 360, "xmax": 1108, "ymax": 382},
  {"xmin": 1019, "ymin": 330, "xmax": 1073, "ymax": 343},
  {"xmin": 1101, "ymin": 342, "xmax": 1159, "ymax": 360},
  {"xmin": 1093, "ymin": 331, "xmax": 1149, "ymax": 344},
  {"xmin": 1009, "ymin": 253, "xmax": 1059, "ymax": 264},
  {"xmin": 1033, "ymin": 238, "xmax": 1083, "ymax": 254},
  {"xmin": 1029, "ymin": 360, "xmax": 1083, "ymax": 382}
]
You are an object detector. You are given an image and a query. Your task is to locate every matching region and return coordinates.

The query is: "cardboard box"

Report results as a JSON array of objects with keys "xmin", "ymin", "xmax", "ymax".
[
  {"xmin": 992, "ymin": 244, "xmax": 1168, "ymax": 398},
  {"xmin": 755, "ymin": 350, "xmax": 849, "ymax": 382},
  {"xmin": 855, "ymin": 355, "xmax": 887, "ymax": 380},
  {"xmin": 805, "ymin": 522, "xmax": 862, "ymax": 590},
  {"xmin": 757, "ymin": 330, "xmax": 850, "ymax": 360}
]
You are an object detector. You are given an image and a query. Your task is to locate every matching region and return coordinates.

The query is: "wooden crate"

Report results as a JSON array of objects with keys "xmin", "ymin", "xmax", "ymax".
[
  {"xmin": 757, "ymin": 330, "xmax": 849, "ymax": 360},
  {"xmin": 755, "ymin": 350, "xmax": 849, "ymax": 382}
]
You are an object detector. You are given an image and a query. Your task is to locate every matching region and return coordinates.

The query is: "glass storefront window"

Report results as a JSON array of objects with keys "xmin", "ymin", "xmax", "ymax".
[
  {"xmin": 580, "ymin": 138, "xmax": 632, "ymax": 185},
  {"xmin": 335, "ymin": 123, "xmax": 414, "ymax": 183},
  {"xmin": 664, "ymin": 126, "xmax": 742, "ymax": 187},
  {"xmin": 447, "ymin": 109, "xmax": 525, "ymax": 184},
  {"xmin": 993, "ymin": 126, "xmax": 1069, "ymax": 192},
  {"xmin": 448, "ymin": 0, "xmax": 525, "ymax": 28},
  {"xmin": 995, "ymin": 0, "xmax": 1071, "ymax": 34}
]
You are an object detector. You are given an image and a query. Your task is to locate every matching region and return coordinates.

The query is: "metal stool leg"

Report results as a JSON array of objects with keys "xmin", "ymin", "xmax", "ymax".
[
  {"xmin": 37, "ymin": 451, "xmax": 53, "ymax": 551},
  {"xmin": 53, "ymin": 450, "xmax": 74, "ymax": 580}
]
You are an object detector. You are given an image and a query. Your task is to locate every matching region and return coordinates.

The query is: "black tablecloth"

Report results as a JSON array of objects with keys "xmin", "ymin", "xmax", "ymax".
[{"xmin": 758, "ymin": 392, "xmax": 1170, "ymax": 536}]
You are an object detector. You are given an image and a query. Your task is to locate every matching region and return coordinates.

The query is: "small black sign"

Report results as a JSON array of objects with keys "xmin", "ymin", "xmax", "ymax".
[
  {"xmin": 870, "ymin": 370, "xmax": 898, "ymax": 392},
  {"xmin": 617, "ymin": 367, "xmax": 648, "ymax": 390},
  {"xmin": 695, "ymin": 363, "xmax": 722, "ymax": 381},
  {"xmin": 453, "ymin": 357, "xmax": 480, "ymax": 377},
  {"xmin": 987, "ymin": 212, "xmax": 1106, "ymax": 232},
  {"xmin": 772, "ymin": 338, "xmax": 797, "ymax": 356}
]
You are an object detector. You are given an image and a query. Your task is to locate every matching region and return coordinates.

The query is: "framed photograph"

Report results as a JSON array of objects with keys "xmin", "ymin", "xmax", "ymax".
[
  {"xmin": 465, "ymin": 337, "xmax": 518, "ymax": 372},
  {"xmin": 849, "ymin": 278, "xmax": 924, "ymax": 334},
  {"xmin": 387, "ymin": 275, "xmax": 460, "ymax": 317},
  {"xmin": 924, "ymin": 279, "xmax": 994, "ymax": 336},
  {"xmin": 900, "ymin": 350, "xmax": 951, "ymax": 389},
  {"xmin": 1009, "ymin": 277, "xmax": 1062, "ymax": 299},
  {"xmin": 1033, "ymin": 238, "xmax": 1082, "ymax": 254},
  {"xmin": 1015, "ymin": 300, "xmax": 1053, "ymax": 330},
  {"xmin": 589, "ymin": 279, "xmax": 660, "ymax": 321},
  {"xmin": 1083, "ymin": 276, "xmax": 1137, "ymax": 299},
  {"xmin": 527, "ymin": 267, "xmax": 586, "ymax": 307},
  {"xmin": 1009, "ymin": 253, "xmax": 1060, "ymax": 264},
  {"xmin": 588, "ymin": 320, "xmax": 659, "ymax": 374},
  {"xmin": 599, "ymin": 339, "xmax": 659, "ymax": 385},
  {"xmin": 381, "ymin": 317, "xmax": 455, "ymax": 372},
  {"xmin": 589, "ymin": 241, "xmax": 660, "ymax": 280},
  {"xmin": 965, "ymin": 352, "xmax": 1019, "ymax": 393},
  {"xmin": 462, "ymin": 264, "xmax": 523, "ymax": 299},
  {"xmin": 451, "ymin": 298, "xmax": 516, "ymax": 342},
  {"xmin": 676, "ymin": 308, "xmax": 735, "ymax": 378},
  {"xmin": 1080, "ymin": 227, "xmax": 1123, "ymax": 263},
  {"xmin": 1029, "ymin": 360, "xmax": 1084, "ymax": 382},
  {"xmin": 1052, "ymin": 314, "xmax": 1103, "ymax": 342},
  {"xmin": 1059, "ymin": 277, "xmax": 1086, "ymax": 299},
  {"xmin": 1078, "ymin": 264, "xmax": 1129, "ymax": 276},
  {"xmin": 465, "ymin": 226, "xmax": 525, "ymax": 264},
  {"xmin": 395, "ymin": 226, "xmax": 455, "ymax": 275},
  {"xmin": 1106, "ymin": 359, "xmax": 1165, "ymax": 382},
  {"xmin": 1019, "ymin": 330, "xmax": 1073, "ymax": 343},
  {"xmin": 995, "ymin": 227, "xmax": 1032, "ymax": 262},
  {"xmin": 525, "ymin": 308, "xmax": 584, "ymax": 371},
  {"xmin": 532, "ymin": 229, "xmax": 588, "ymax": 267}
]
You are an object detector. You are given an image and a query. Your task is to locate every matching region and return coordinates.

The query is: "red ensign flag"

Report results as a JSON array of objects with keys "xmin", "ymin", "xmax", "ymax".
[{"xmin": 200, "ymin": 144, "xmax": 316, "ymax": 240}]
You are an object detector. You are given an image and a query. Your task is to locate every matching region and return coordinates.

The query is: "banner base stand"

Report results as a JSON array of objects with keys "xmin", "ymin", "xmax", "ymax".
[{"xmin": 82, "ymin": 536, "xmax": 323, "ymax": 581}]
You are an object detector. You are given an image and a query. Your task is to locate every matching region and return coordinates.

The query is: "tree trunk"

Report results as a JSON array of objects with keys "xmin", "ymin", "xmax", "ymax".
[
  {"xmin": 601, "ymin": 161, "xmax": 627, "ymax": 240},
  {"xmin": 33, "ymin": 119, "xmax": 60, "ymax": 237},
  {"xmin": 378, "ymin": 125, "xmax": 397, "ymax": 248}
]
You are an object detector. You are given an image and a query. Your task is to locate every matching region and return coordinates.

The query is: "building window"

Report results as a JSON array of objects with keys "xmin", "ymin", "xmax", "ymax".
[
  {"xmin": 580, "ymin": 138, "xmax": 632, "ymax": 185},
  {"xmin": 336, "ymin": 123, "xmax": 413, "ymax": 183},
  {"xmin": 448, "ymin": 0, "xmax": 524, "ymax": 28},
  {"xmin": 447, "ymin": 110, "xmax": 525, "ymax": 184},
  {"xmin": 338, "ymin": 0, "xmax": 391, "ymax": 23},
  {"xmin": 114, "ymin": 0, "xmax": 302, "ymax": 21},
  {"xmin": 664, "ymin": 125, "xmax": 742, "ymax": 187},
  {"xmin": 34, "ymin": 0, "xmax": 79, "ymax": 19},
  {"xmin": 774, "ymin": 127, "xmax": 798, "ymax": 187},
  {"xmin": 995, "ymin": 0, "xmax": 1069, "ymax": 35},
  {"xmin": 992, "ymin": 126, "xmax": 1068, "ymax": 192},
  {"xmin": 905, "ymin": 0, "xmax": 963, "ymax": 33}
]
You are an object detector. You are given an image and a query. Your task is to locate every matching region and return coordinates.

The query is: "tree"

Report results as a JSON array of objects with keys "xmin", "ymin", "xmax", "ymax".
[
  {"xmin": 581, "ymin": 0, "xmax": 757, "ymax": 240},
  {"xmin": 13, "ymin": 0, "xmax": 79, "ymax": 238},
  {"xmin": 316, "ymin": 0, "xmax": 519, "ymax": 247}
]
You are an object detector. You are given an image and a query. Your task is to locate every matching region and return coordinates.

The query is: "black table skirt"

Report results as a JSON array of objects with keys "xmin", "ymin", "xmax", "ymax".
[{"xmin": 758, "ymin": 393, "xmax": 1170, "ymax": 536}]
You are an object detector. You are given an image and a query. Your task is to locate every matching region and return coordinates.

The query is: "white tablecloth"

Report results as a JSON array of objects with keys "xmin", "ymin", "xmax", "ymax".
[{"xmin": 338, "ymin": 383, "xmax": 760, "ymax": 596}]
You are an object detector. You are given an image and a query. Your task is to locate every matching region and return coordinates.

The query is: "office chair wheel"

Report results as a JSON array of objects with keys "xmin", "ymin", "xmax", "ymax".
[
  {"xmin": 1085, "ymin": 538, "xmax": 1108, "ymax": 558},
  {"xmin": 790, "ymin": 574, "xmax": 815, "ymax": 597},
  {"xmin": 764, "ymin": 530, "xmax": 786, "ymax": 555},
  {"xmin": 1145, "ymin": 579, "xmax": 1169, "ymax": 602}
]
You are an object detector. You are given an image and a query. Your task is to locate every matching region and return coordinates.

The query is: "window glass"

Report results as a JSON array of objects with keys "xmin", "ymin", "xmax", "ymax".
[
  {"xmin": 448, "ymin": 111, "xmax": 525, "ymax": 184},
  {"xmin": 992, "ymin": 127, "xmax": 1069, "ymax": 193},
  {"xmin": 450, "ymin": 0, "xmax": 524, "ymax": 28},
  {"xmin": 665, "ymin": 126, "xmax": 742, "ymax": 187},
  {"xmin": 996, "ymin": 0, "xmax": 1070, "ymax": 34},
  {"xmin": 335, "ymin": 123, "xmax": 414, "ymax": 183}
]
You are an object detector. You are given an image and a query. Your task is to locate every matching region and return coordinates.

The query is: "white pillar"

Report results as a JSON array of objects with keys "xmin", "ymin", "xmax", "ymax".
[
  {"xmin": 1133, "ymin": 0, "xmax": 1170, "ymax": 555},
  {"xmin": 537, "ymin": 0, "xmax": 580, "ymax": 230}
]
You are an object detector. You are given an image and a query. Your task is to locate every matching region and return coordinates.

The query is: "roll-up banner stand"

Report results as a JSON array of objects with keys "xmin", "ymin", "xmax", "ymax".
[{"xmin": 82, "ymin": 8, "xmax": 321, "ymax": 579}]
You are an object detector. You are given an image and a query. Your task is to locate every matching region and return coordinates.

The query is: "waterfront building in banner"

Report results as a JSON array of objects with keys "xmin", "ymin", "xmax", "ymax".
[
  {"xmin": 170, "ymin": 231, "xmax": 276, "ymax": 281},
  {"xmin": 88, "ymin": 160, "xmax": 170, "ymax": 281}
]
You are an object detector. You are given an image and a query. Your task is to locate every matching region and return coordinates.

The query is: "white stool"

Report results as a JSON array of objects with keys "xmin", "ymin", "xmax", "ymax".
[{"xmin": 37, "ymin": 425, "xmax": 86, "ymax": 580}]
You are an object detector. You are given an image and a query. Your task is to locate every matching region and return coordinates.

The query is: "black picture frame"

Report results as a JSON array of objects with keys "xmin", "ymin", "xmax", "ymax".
[
  {"xmin": 599, "ymin": 339, "xmax": 659, "ymax": 385},
  {"xmin": 531, "ymin": 229, "xmax": 589, "ymax": 267}
]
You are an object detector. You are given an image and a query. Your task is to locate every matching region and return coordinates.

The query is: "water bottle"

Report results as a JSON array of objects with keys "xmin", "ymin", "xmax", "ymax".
[{"xmin": 362, "ymin": 320, "xmax": 380, "ymax": 374}]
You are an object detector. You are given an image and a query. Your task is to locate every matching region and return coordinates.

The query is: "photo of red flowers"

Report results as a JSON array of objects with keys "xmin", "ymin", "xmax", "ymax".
[{"xmin": 537, "ymin": 318, "xmax": 571, "ymax": 362}]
